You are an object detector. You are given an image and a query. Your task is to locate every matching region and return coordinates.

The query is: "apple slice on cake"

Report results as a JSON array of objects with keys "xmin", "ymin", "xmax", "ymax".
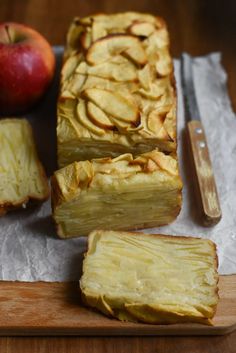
[
  {"xmin": 87, "ymin": 102, "xmax": 116, "ymax": 130},
  {"xmin": 83, "ymin": 88, "xmax": 140, "ymax": 125},
  {"xmin": 86, "ymin": 34, "xmax": 147, "ymax": 66}
]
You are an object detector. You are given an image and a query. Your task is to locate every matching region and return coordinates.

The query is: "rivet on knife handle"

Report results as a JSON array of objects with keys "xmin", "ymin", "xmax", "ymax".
[{"xmin": 187, "ymin": 120, "xmax": 222, "ymax": 226}]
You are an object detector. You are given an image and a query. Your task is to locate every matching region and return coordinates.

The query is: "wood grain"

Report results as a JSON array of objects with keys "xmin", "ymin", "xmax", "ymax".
[
  {"xmin": 187, "ymin": 120, "xmax": 222, "ymax": 225},
  {"xmin": 0, "ymin": 333, "xmax": 234, "ymax": 353},
  {"xmin": 0, "ymin": 275, "xmax": 234, "ymax": 336}
]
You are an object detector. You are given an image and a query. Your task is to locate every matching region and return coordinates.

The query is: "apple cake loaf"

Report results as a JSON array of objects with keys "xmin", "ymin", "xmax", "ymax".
[
  {"xmin": 51, "ymin": 149, "xmax": 182, "ymax": 238},
  {"xmin": 57, "ymin": 12, "xmax": 176, "ymax": 167},
  {"xmin": 0, "ymin": 119, "xmax": 49, "ymax": 215},
  {"xmin": 80, "ymin": 230, "xmax": 219, "ymax": 325}
]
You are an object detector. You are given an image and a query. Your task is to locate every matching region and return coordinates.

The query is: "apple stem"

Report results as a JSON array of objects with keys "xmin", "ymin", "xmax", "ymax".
[{"xmin": 5, "ymin": 25, "xmax": 12, "ymax": 44}]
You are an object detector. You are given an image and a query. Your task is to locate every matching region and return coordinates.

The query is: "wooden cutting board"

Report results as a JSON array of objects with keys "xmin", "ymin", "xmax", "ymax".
[{"xmin": 0, "ymin": 275, "xmax": 235, "ymax": 336}]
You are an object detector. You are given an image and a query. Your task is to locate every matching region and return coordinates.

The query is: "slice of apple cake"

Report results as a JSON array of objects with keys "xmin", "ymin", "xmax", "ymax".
[
  {"xmin": 57, "ymin": 12, "xmax": 176, "ymax": 167},
  {"xmin": 51, "ymin": 149, "xmax": 182, "ymax": 238},
  {"xmin": 80, "ymin": 230, "xmax": 219, "ymax": 325},
  {"xmin": 0, "ymin": 118, "xmax": 49, "ymax": 215}
]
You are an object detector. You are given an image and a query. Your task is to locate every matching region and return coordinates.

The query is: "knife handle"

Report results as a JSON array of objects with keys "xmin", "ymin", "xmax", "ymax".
[{"xmin": 187, "ymin": 120, "xmax": 222, "ymax": 226}]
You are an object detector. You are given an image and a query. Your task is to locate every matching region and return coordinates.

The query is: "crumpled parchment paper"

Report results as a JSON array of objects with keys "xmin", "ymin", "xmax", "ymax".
[{"xmin": 0, "ymin": 47, "xmax": 235, "ymax": 281}]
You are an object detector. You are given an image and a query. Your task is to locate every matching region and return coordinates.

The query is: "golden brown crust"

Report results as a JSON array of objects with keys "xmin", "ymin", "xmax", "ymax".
[
  {"xmin": 0, "ymin": 119, "xmax": 49, "ymax": 215},
  {"xmin": 50, "ymin": 174, "xmax": 62, "ymax": 210},
  {"xmin": 53, "ymin": 150, "xmax": 181, "ymax": 200}
]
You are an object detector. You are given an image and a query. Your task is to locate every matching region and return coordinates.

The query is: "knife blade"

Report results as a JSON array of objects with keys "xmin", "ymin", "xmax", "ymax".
[{"xmin": 181, "ymin": 53, "xmax": 222, "ymax": 226}]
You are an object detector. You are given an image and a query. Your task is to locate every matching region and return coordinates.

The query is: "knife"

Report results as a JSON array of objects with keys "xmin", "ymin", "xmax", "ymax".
[{"xmin": 181, "ymin": 53, "xmax": 222, "ymax": 226}]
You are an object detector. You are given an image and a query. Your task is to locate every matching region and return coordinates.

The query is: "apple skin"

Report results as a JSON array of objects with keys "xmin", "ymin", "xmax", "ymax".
[{"xmin": 0, "ymin": 22, "xmax": 55, "ymax": 114}]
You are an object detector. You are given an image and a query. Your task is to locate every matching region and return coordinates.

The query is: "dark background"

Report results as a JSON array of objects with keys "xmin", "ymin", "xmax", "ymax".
[{"xmin": 1, "ymin": 0, "xmax": 236, "ymax": 110}]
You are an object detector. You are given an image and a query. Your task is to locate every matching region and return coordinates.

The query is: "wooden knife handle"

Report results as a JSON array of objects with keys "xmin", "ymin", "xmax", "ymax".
[{"xmin": 187, "ymin": 120, "xmax": 222, "ymax": 226}]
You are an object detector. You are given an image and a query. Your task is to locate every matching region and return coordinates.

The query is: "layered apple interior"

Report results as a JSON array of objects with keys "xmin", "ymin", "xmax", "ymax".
[
  {"xmin": 0, "ymin": 119, "xmax": 49, "ymax": 215},
  {"xmin": 80, "ymin": 230, "xmax": 219, "ymax": 325},
  {"xmin": 51, "ymin": 150, "xmax": 182, "ymax": 238},
  {"xmin": 57, "ymin": 12, "xmax": 176, "ymax": 167}
]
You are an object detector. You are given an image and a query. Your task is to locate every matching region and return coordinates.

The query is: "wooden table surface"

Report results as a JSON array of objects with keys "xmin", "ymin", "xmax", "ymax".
[{"xmin": 0, "ymin": 0, "xmax": 236, "ymax": 352}]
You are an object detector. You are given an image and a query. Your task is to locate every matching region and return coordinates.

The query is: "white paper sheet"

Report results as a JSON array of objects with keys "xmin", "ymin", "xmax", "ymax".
[{"xmin": 0, "ymin": 47, "xmax": 235, "ymax": 281}]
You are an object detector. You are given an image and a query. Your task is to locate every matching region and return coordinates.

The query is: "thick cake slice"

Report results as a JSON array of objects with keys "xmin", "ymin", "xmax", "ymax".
[
  {"xmin": 51, "ymin": 149, "xmax": 182, "ymax": 238},
  {"xmin": 57, "ymin": 12, "xmax": 176, "ymax": 167},
  {"xmin": 0, "ymin": 119, "xmax": 49, "ymax": 215},
  {"xmin": 80, "ymin": 230, "xmax": 219, "ymax": 325}
]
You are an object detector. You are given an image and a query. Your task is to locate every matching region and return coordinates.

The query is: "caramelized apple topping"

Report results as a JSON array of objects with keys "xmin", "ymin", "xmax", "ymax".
[{"xmin": 58, "ymin": 12, "xmax": 176, "ymax": 146}]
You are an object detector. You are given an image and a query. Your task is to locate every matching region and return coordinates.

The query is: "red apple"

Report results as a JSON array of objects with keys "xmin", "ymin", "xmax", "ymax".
[{"xmin": 0, "ymin": 22, "xmax": 55, "ymax": 114}]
